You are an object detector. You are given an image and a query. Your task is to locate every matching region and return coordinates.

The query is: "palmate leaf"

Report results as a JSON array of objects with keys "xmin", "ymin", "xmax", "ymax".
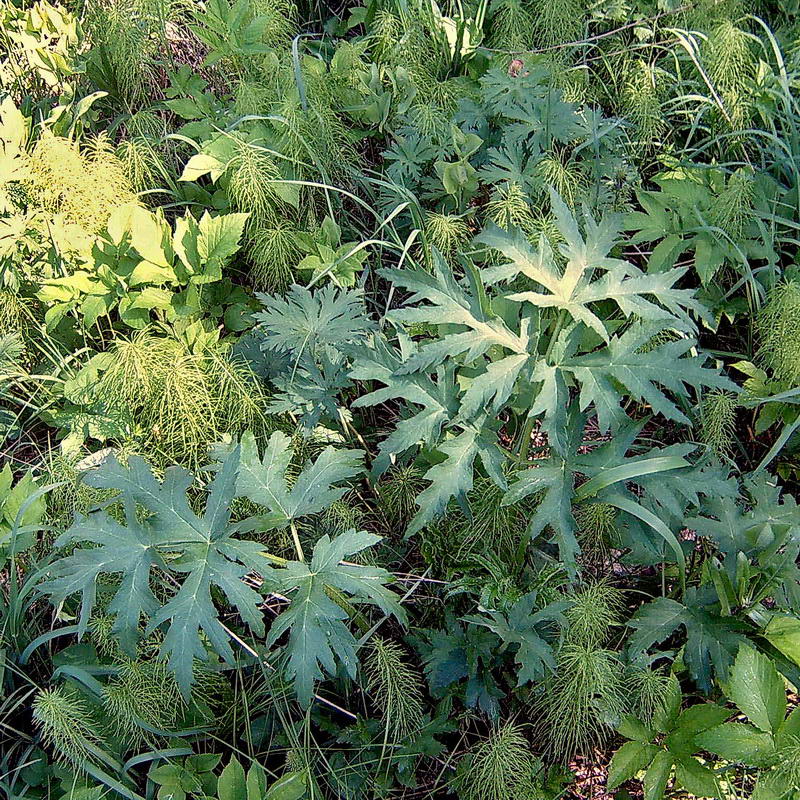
[
  {"xmin": 477, "ymin": 192, "xmax": 712, "ymax": 342},
  {"xmin": 268, "ymin": 529, "xmax": 406, "ymax": 706},
  {"xmin": 268, "ymin": 352, "xmax": 352, "ymax": 432},
  {"xmin": 405, "ymin": 426, "xmax": 505, "ymax": 537},
  {"xmin": 627, "ymin": 593, "xmax": 748, "ymax": 692},
  {"xmin": 504, "ymin": 460, "xmax": 578, "ymax": 570},
  {"xmin": 350, "ymin": 335, "xmax": 458, "ymax": 477},
  {"xmin": 234, "ymin": 430, "xmax": 363, "ymax": 528},
  {"xmin": 39, "ymin": 446, "xmax": 273, "ymax": 695},
  {"xmin": 254, "ymin": 284, "xmax": 373, "ymax": 358},
  {"xmin": 250, "ymin": 285, "xmax": 373, "ymax": 431},
  {"xmin": 351, "ymin": 337, "xmax": 506, "ymax": 535},
  {"xmin": 464, "ymin": 593, "xmax": 569, "ymax": 686},
  {"xmin": 366, "ymin": 193, "xmax": 728, "ymax": 542},
  {"xmin": 478, "ymin": 146, "xmax": 537, "ymax": 192},
  {"xmin": 380, "ymin": 252, "xmax": 529, "ymax": 373},
  {"xmin": 686, "ymin": 477, "xmax": 800, "ymax": 613},
  {"xmin": 502, "ymin": 413, "xmax": 699, "ymax": 574},
  {"xmin": 562, "ymin": 325, "xmax": 735, "ymax": 433},
  {"xmin": 416, "ymin": 618, "xmax": 504, "ymax": 717}
]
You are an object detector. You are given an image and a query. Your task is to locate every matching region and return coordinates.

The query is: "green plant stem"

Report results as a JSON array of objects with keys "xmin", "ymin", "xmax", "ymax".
[
  {"xmin": 517, "ymin": 415, "xmax": 537, "ymax": 463},
  {"xmin": 290, "ymin": 522, "xmax": 305, "ymax": 562}
]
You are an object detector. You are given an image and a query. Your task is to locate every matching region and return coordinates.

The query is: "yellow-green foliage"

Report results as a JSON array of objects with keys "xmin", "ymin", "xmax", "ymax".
[
  {"xmin": 627, "ymin": 666, "xmax": 672, "ymax": 725},
  {"xmin": 363, "ymin": 638, "xmax": 425, "ymax": 738},
  {"xmin": 0, "ymin": 288, "xmax": 28, "ymax": 335},
  {"xmin": 485, "ymin": 183, "xmax": 534, "ymax": 231},
  {"xmin": 574, "ymin": 501, "xmax": 617, "ymax": 554},
  {"xmin": 537, "ymin": 644, "xmax": 624, "ymax": 760},
  {"xmin": 621, "ymin": 59, "xmax": 665, "ymax": 150},
  {"xmin": 534, "ymin": 150, "xmax": 583, "ymax": 205},
  {"xmin": 530, "ymin": 0, "xmax": 585, "ymax": 49},
  {"xmin": 756, "ymin": 280, "xmax": 800, "ymax": 386},
  {"xmin": 704, "ymin": 19, "xmax": 756, "ymax": 130},
  {"xmin": 227, "ymin": 136, "xmax": 284, "ymax": 219},
  {"xmin": 249, "ymin": 0, "xmax": 297, "ymax": 47},
  {"xmin": 103, "ymin": 658, "xmax": 184, "ymax": 745},
  {"xmin": 712, "ymin": 167, "xmax": 756, "ymax": 239},
  {"xmin": 488, "ymin": 0, "xmax": 535, "ymax": 51},
  {"xmin": 33, "ymin": 686, "xmax": 102, "ymax": 765},
  {"xmin": 369, "ymin": 9, "xmax": 401, "ymax": 62},
  {"xmin": 0, "ymin": 0, "xmax": 81, "ymax": 96},
  {"xmin": 25, "ymin": 131, "xmax": 138, "ymax": 234},
  {"xmin": 84, "ymin": 0, "xmax": 172, "ymax": 103},
  {"xmin": 455, "ymin": 722, "xmax": 540, "ymax": 800},
  {"xmin": 699, "ymin": 389, "xmax": 738, "ymax": 457},
  {"xmin": 565, "ymin": 582, "xmax": 625, "ymax": 647},
  {"xmin": 425, "ymin": 211, "xmax": 470, "ymax": 260},
  {"xmin": 96, "ymin": 329, "xmax": 274, "ymax": 468},
  {"xmin": 245, "ymin": 219, "xmax": 302, "ymax": 291},
  {"xmin": 377, "ymin": 465, "xmax": 425, "ymax": 525}
]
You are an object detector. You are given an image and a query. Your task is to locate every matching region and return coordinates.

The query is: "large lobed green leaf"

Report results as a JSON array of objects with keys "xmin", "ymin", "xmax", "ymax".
[{"xmin": 39, "ymin": 446, "xmax": 273, "ymax": 695}]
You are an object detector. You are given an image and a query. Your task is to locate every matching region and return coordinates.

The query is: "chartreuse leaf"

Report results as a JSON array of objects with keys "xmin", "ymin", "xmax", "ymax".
[
  {"xmin": 728, "ymin": 644, "xmax": 786, "ymax": 735},
  {"xmin": 643, "ymin": 751, "xmax": 673, "ymax": 800},
  {"xmin": 39, "ymin": 446, "xmax": 274, "ymax": 696},
  {"xmin": 666, "ymin": 703, "xmax": 730, "ymax": 754},
  {"xmin": 674, "ymin": 755, "xmax": 719, "ymax": 797},
  {"xmin": 693, "ymin": 645, "xmax": 787, "ymax": 771},
  {"xmin": 264, "ymin": 772, "xmax": 305, "ymax": 800},
  {"xmin": 764, "ymin": 614, "xmax": 800, "ymax": 668},
  {"xmin": 618, "ymin": 714, "xmax": 655, "ymax": 744},
  {"xmin": 173, "ymin": 210, "xmax": 248, "ymax": 284},
  {"xmin": 267, "ymin": 529, "xmax": 406, "ymax": 706},
  {"xmin": 0, "ymin": 466, "xmax": 46, "ymax": 550},
  {"xmin": 607, "ymin": 741, "xmax": 661, "ymax": 789},
  {"xmin": 611, "ymin": 676, "xmax": 729, "ymax": 800},
  {"xmin": 216, "ymin": 756, "xmax": 303, "ymax": 800}
]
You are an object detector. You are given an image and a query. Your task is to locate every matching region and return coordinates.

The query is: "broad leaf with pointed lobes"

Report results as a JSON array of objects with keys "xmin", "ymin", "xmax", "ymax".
[{"xmin": 39, "ymin": 445, "xmax": 274, "ymax": 696}]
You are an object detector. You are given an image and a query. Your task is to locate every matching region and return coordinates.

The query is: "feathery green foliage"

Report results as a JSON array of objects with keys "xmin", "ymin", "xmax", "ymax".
[
  {"xmin": 363, "ymin": 638, "xmax": 425, "ymax": 738},
  {"xmin": 32, "ymin": 687, "xmax": 102, "ymax": 765},
  {"xmin": 699, "ymin": 389, "xmax": 738, "ymax": 457},
  {"xmin": 454, "ymin": 722, "xmax": 539, "ymax": 800},
  {"xmin": 537, "ymin": 644, "xmax": 625, "ymax": 761},
  {"xmin": 757, "ymin": 279, "xmax": 800, "ymax": 385}
]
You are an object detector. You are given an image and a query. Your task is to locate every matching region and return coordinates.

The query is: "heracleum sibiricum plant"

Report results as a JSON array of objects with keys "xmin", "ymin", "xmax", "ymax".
[
  {"xmin": 38, "ymin": 431, "xmax": 406, "ymax": 705},
  {"xmin": 351, "ymin": 190, "xmax": 733, "ymax": 570}
]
